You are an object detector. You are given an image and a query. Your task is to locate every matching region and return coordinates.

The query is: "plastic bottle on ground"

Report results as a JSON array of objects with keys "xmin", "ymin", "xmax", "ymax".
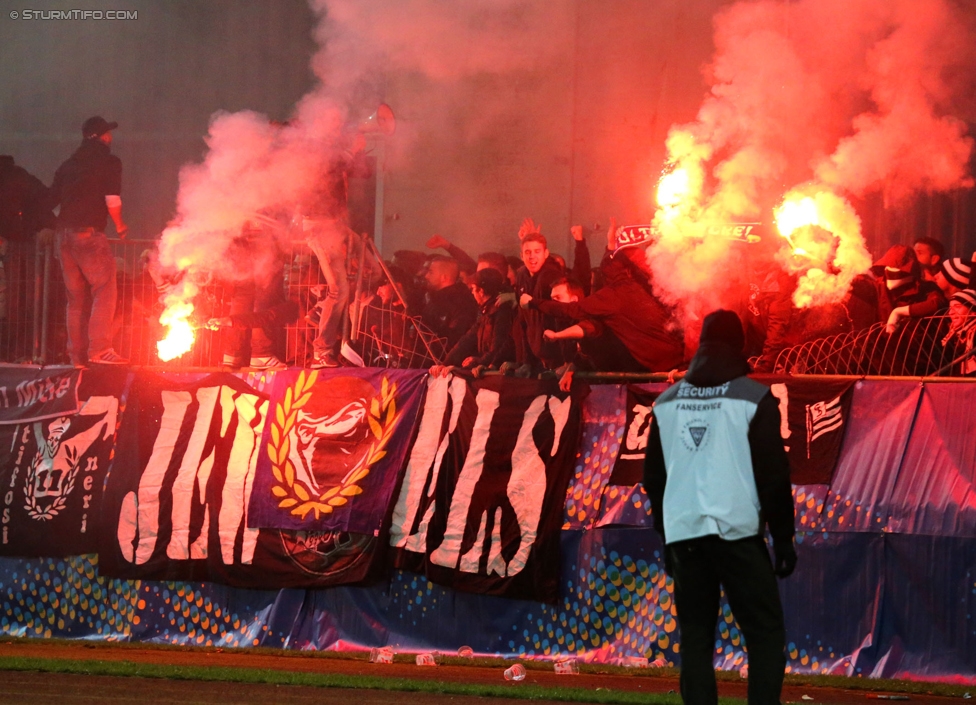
[
  {"xmin": 369, "ymin": 646, "xmax": 394, "ymax": 664},
  {"xmin": 416, "ymin": 652, "xmax": 439, "ymax": 666},
  {"xmin": 553, "ymin": 657, "xmax": 579, "ymax": 675},
  {"xmin": 504, "ymin": 663, "xmax": 526, "ymax": 681}
]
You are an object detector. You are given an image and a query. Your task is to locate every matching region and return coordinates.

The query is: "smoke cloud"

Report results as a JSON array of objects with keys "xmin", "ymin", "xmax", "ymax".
[
  {"xmin": 152, "ymin": 0, "xmax": 572, "ymax": 356},
  {"xmin": 156, "ymin": 0, "xmax": 570, "ymax": 283},
  {"xmin": 647, "ymin": 0, "xmax": 975, "ymax": 337}
]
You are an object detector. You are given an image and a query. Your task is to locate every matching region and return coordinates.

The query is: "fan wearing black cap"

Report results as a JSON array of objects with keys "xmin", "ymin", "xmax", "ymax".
[
  {"xmin": 49, "ymin": 116, "xmax": 129, "ymax": 365},
  {"xmin": 643, "ymin": 310, "xmax": 795, "ymax": 705}
]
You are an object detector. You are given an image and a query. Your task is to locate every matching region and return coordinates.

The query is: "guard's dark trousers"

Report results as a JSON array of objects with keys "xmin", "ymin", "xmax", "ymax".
[{"xmin": 667, "ymin": 534, "xmax": 786, "ymax": 705}]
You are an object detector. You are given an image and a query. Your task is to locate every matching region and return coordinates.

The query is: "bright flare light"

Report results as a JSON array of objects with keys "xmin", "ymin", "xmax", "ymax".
[
  {"xmin": 773, "ymin": 188, "xmax": 872, "ymax": 308},
  {"xmin": 157, "ymin": 297, "xmax": 196, "ymax": 362},
  {"xmin": 657, "ymin": 168, "xmax": 690, "ymax": 209},
  {"xmin": 775, "ymin": 196, "xmax": 819, "ymax": 243}
]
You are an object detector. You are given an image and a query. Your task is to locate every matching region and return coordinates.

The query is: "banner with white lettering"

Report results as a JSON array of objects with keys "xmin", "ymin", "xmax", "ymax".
[
  {"xmin": 389, "ymin": 374, "xmax": 582, "ymax": 603},
  {"xmin": 608, "ymin": 386, "xmax": 665, "ymax": 486},
  {"xmin": 247, "ymin": 368, "xmax": 427, "ymax": 533},
  {"xmin": 759, "ymin": 375, "xmax": 856, "ymax": 485},
  {"xmin": 98, "ymin": 371, "xmax": 384, "ymax": 589},
  {"xmin": 0, "ymin": 368, "xmax": 128, "ymax": 556},
  {"xmin": 0, "ymin": 367, "xmax": 81, "ymax": 425},
  {"xmin": 98, "ymin": 372, "xmax": 270, "ymax": 582}
]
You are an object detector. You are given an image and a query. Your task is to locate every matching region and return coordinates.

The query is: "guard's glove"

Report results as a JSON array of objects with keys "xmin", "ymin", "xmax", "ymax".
[{"xmin": 773, "ymin": 542, "xmax": 797, "ymax": 578}]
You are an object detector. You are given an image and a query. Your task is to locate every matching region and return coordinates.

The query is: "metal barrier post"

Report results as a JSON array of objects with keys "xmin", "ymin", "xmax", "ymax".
[
  {"xmin": 31, "ymin": 238, "xmax": 44, "ymax": 362},
  {"xmin": 348, "ymin": 232, "xmax": 368, "ymax": 344},
  {"xmin": 38, "ymin": 239, "xmax": 53, "ymax": 365}
]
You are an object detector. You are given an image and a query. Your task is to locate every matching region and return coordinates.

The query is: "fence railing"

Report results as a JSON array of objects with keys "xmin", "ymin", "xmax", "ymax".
[
  {"xmin": 4, "ymin": 234, "xmax": 973, "ymax": 377},
  {"xmin": 0, "ymin": 233, "xmax": 445, "ymax": 369},
  {"xmin": 772, "ymin": 314, "xmax": 974, "ymax": 377}
]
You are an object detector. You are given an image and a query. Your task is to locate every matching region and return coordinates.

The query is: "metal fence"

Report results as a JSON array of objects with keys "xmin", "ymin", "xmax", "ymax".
[
  {"xmin": 6, "ymin": 235, "xmax": 972, "ymax": 377},
  {"xmin": 772, "ymin": 314, "xmax": 974, "ymax": 377},
  {"xmin": 1, "ymin": 233, "xmax": 445, "ymax": 369}
]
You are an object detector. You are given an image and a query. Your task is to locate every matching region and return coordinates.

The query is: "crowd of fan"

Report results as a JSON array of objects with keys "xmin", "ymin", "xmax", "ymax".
[
  {"xmin": 375, "ymin": 225, "xmax": 976, "ymax": 383},
  {"xmin": 3, "ymin": 145, "xmax": 976, "ymax": 376}
]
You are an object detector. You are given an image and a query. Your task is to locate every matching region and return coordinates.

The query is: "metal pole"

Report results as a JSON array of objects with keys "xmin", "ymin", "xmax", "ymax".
[
  {"xmin": 372, "ymin": 140, "xmax": 386, "ymax": 254},
  {"xmin": 347, "ymin": 231, "xmax": 368, "ymax": 344},
  {"xmin": 39, "ymin": 239, "xmax": 53, "ymax": 365},
  {"xmin": 32, "ymin": 238, "xmax": 44, "ymax": 362}
]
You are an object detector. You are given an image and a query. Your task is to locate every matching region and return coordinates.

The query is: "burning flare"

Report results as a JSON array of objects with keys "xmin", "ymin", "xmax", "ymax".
[
  {"xmin": 156, "ymin": 282, "xmax": 199, "ymax": 362},
  {"xmin": 657, "ymin": 167, "xmax": 690, "ymax": 210},
  {"xmin": 774, "ymin": 188, "xmax": 871, "ymax": 308}
]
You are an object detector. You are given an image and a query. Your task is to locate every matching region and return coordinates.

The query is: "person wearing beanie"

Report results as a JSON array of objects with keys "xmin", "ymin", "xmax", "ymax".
[
  {"xmin": 49, "ymin": 116, "xmax": 129, "ymax": 365},
  {"xmin": 432, "ymin": 266, "xmax": 516, "ymax": 375},
  {"xmin": 643, "ymin": 309, "xmax": 795, "ymax": 705},
  {"xmin": 873, "ymin": 244, "xmax": 946, "ymax": 334},
  {"xmin": 935, "ymin": 257, "xmax": 972, "ymax": 299},
  {"xmin": 943, "ymin": 289, "xmax": 976, "ymax": 376}
]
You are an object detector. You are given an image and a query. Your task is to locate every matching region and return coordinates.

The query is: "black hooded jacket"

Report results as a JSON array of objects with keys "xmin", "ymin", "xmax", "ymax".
[{"xmin": 445, "ymin": 292, "xmax": 517, "ymax": 368}]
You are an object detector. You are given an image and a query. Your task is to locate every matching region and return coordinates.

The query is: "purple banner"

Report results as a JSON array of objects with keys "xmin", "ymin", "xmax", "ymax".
[{"xmin": 248, "ymin": 368, "xmax": 427, "ymax": 534}]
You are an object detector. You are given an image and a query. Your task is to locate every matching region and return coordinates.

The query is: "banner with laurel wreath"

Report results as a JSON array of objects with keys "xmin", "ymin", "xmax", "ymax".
[{"xmin": 247, "ymin": 368, "xmax": 427, "ymax": 533}]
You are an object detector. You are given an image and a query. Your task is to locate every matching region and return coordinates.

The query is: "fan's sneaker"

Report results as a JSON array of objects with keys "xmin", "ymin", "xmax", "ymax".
[
  {"xmin": 249, "ymin": 355, "xmax": 287, "ymax": 370},
  {"xmin": 89, "ymin": 348, "xmax": 128, "ymax": 365},
  {"xmin": 310, "ymin": 351, "xmax": 340, "ymax": 369}
]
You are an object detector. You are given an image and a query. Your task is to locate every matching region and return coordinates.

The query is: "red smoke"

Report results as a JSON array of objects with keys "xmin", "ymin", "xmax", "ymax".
[{"xmin": 647, "ymin": 0, "xmax": 974, "ymax": 338}]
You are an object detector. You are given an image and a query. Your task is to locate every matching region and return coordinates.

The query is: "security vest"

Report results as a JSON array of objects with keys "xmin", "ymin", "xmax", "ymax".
[{"xmin": 653, "ymin": 376, "xmax": 769, "ymax": 544}]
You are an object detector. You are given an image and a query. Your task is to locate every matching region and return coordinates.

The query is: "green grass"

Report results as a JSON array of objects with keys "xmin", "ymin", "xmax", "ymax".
[
  {"xmin": 0, "ymin": 655, "xmax": 707, "ymax": 704},
  {"xmin": 1, "ymin": 637, "xmax": 972, "ymax": 701}
]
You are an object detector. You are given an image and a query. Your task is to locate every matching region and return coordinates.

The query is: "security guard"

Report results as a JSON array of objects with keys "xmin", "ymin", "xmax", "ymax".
[{"xmin": 644, "ymin": 309, "xmax": 796, "ymax": 705}]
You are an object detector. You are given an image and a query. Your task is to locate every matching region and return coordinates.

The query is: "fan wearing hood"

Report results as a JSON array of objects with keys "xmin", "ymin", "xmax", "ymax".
[{"xmin": 643, "ymin": 309, "xmax": 795, "ymax": 705}]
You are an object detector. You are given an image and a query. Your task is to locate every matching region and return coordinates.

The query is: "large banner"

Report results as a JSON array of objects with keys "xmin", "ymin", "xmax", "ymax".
[
  {"xmin": 100, "ymin": 372, "xmax": 270, "ymax": 582},
  {"xmin": 247, "ymin": 369, "xmax": 427, "ymax": 533},
  {"xmin": 98, "ymin": 371, "xmax": 386, "ymax": 589},
  {"xmin": 0, "ymin": 368, "xmax": 127, "ymax": 557},
  {"xmin": 389, "ymin": 375, "xmax": 582, "ymax": 603},
  {"xmin": 0, "ymin": 367, "xmax": 863, "ymax": 588}
]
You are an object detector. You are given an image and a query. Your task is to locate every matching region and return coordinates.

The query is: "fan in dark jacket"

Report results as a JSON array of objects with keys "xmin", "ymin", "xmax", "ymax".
[
  {"xmin": 433, "ymin": 268, "xmax": 516, "ymax": 376},
  {"xmin": 421, "ymin": 255, "xmax": 478, "ymax": 352},
  {"xmin": 643, "ymin": 309, "xmax": 795, "ymax": 705},
  {"xmin": 873, "ymin": 244, "xmax": 946, "ymax": 333},
  {"xmin": 0, "ymin": 155, "xmax": 55, "ymax": 240},
  {"xmin": 522, "ymin": 246, "xmax": 684, "ymax": 372},
  {"xmin": 512, "ymin": 232, "xmax": 567, "ymax": 372}
]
